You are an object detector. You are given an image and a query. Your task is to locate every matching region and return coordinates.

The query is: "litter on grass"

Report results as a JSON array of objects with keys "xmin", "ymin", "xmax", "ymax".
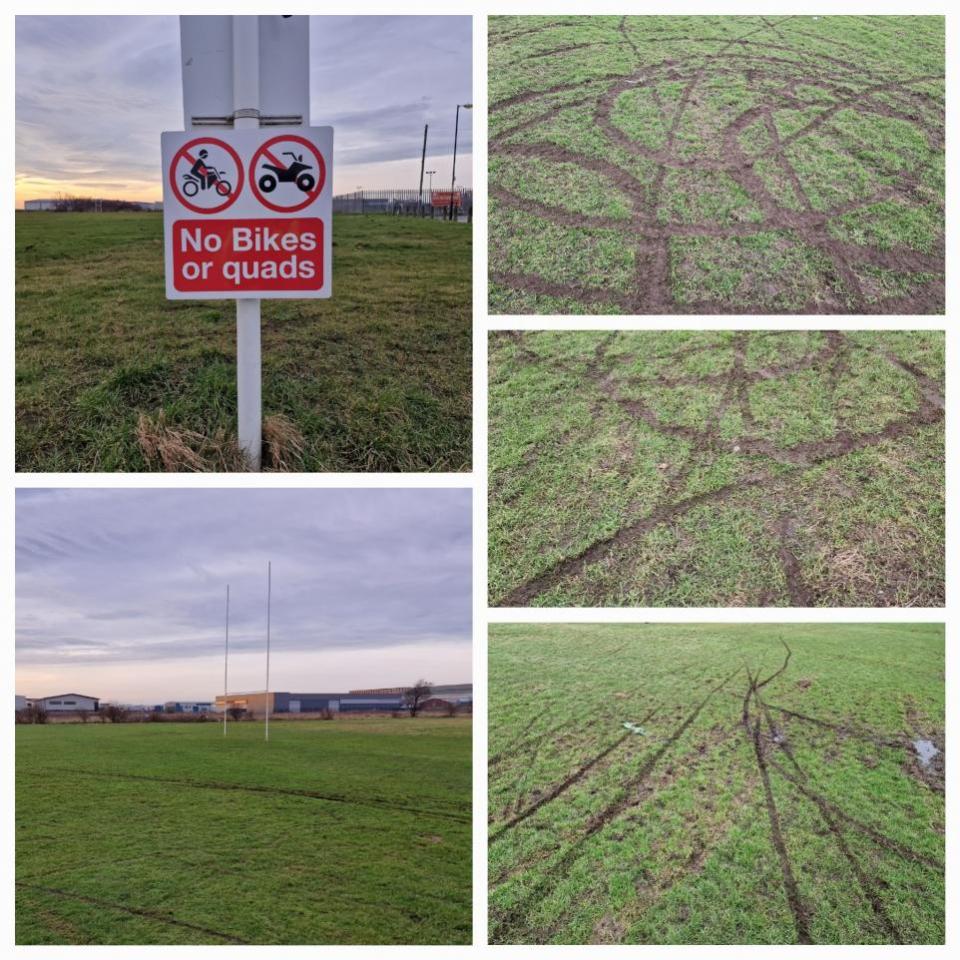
[{"xmin": 912, "ymin": 739, "xmax": 940, "ymax": 769}]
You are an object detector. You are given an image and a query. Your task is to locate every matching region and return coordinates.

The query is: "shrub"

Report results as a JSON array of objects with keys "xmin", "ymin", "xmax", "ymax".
[{"xmin": 21, "ymin": 704, "xmax": 48, "ymax": 724}]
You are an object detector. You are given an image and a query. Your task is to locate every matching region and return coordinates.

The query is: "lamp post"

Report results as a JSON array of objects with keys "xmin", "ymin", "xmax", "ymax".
[
  {"xmin": 426, "ymin": 169, "xmax": 436, "ymax": 212},
  {"xmin": 449, "ymin": 103, "xmax": 472, "ymax": 221},
  {"xmin": 418, "ymin": 123, "xmax": 429, "ymax": 215}
]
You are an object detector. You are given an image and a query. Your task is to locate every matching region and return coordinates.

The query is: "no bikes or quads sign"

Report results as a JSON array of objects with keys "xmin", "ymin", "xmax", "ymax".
[{"xmin": 161, "ymin": 127, "xmax": 333, "ymax": 299}]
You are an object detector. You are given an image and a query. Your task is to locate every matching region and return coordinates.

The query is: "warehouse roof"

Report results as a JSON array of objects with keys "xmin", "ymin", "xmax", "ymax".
[{"xmin": 38, "ymin": 693, "xmax": 100, "ymax": 701}]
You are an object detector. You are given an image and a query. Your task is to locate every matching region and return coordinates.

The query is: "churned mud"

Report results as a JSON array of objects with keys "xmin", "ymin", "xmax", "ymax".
[
  {"xmin": 490, "ymin": 638, "xmax": 944, "ymax": 944},
  {"xmin": 493, "ymin": 331, "xmax": 943, "ymax": 607},
  {"xmin": 489, "ymin": 16, "xmax": 944, "ymax": 314}
]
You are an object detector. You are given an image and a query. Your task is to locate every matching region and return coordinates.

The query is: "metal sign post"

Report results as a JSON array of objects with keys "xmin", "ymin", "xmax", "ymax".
[
  {"xmin": 176, "ymin": 16, "xmax": 318, "ymax": 471},
  {"xmin": 233, "ymin": 17, "xmax": 263, "ymax": 469}
]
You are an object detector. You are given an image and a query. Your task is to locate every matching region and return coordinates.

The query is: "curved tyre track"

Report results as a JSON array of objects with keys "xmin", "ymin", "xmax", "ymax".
[
  {"xmin": 493, "ymin": 331, "xmax": 943, "ymax": 607},
  {"xmin": 489, "ymin": 16, "xmax": 944, "ymax": 314},
  {"xmin": 41, "ymin": 767, "xmax": 470, "ymax": 824},
  {"xmin": 15, "ymin": 882, "xmax": 248, "ymax": 944}
]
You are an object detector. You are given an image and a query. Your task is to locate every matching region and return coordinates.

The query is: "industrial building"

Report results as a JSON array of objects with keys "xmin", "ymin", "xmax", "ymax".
[
  {"xmin": 30, "ymin": 693, "xmax": 100, "ymax": 713},
  {"xmin": 216, "ymin": 683, "xmax": 472, "ymax": 718},
  {"xmin": 163, "ymin": 700, "xmax": 214, "ymax": 714},
  {"xmin": 23, "ymin": 198, "xmax": 162, "ymax": 212}
]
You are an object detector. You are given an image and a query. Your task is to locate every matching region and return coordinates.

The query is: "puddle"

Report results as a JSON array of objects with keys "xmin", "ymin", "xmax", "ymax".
[{"xmin": 912, "ymin": 739, "xmax": 940, "ymax": 769}]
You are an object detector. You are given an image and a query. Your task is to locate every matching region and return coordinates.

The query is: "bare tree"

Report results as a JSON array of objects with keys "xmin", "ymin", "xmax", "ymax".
[
  {"xmin": 101, "ymin": 703, "xmax": 127, "ymax": 723},
  {"xmin": 403, "ymin": 679, "xmax": 433, "ymax": 718}
]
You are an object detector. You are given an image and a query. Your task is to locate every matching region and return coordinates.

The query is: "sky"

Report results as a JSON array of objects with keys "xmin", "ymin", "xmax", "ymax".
[
  {"xmin": 16, "ymin": 488, "xmax": 472, "ymax": 704},
  {"xmin": 15, "ymin": 15, "xmax": 472, "ymax": 207}
]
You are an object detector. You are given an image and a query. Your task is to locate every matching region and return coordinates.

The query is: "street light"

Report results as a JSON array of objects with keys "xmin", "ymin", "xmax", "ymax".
[
  {"xmin": 449, "ymin": 103, "xmax": 472, "ymax": 221},
  {"xmin": 426, "ymin": 170, "xmax": 436, "ymax": 191}
]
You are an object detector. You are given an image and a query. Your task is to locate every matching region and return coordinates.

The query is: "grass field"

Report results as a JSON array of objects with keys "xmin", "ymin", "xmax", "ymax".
[
  {"xmin": 488, "ymin": 15, "xmax": 945, "ymax": 314},
  {"xmin": 488, "ymin": 330, "xmax": 944, "ymax": 607},
  {"xmin": 489, "ymin": 623, "xmax": 944, "ymax": 944},
  {"xmin": 15, "ymin": 212, "xmax": 471, "ymax": 471},
  {"xmin": 16, "ymin": 717, "xmax": 471, "ymax": 944}
]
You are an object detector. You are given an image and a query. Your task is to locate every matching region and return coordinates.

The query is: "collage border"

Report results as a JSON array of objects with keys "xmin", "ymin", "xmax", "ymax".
[{"xmin": 4, "ymin": 2, "xmax": 956, "ymax": 957}]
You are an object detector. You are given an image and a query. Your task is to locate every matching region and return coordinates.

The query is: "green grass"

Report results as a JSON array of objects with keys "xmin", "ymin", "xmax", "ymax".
[
  {"xmin": 489, "ymin": 623, "xmax": 944, "ymax": 945},
  {"xmin": 16, "ymin": 717, "xmax": 471, "ymax": 945},
  {"xmin": 16, "ymin": 212, "xmax": 471, "ymax": 471},
  {"xmin": 488, "ymin": 330, "xmax": 944, "ymax": 607},
  {"xmin": 488, "ymin": 15, "xmax": 944, "ymax": 314}
]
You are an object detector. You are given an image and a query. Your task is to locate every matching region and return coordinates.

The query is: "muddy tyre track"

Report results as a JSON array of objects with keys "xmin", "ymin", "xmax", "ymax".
[
  {"xmin": 492, "ymin": 330, "xmax": 944, "ymax": 607},
  {"xmin": 490, "ymin": 668, "xmax": 738, "ymax": 943},
  {"xmin": 489, "ymin": 17, "xmax": 944, "ymax": 314},
  {"xmin": 41, "ymin": 767, "xmax": 470, "ymax": 823},
  {"xmin": 15, "ymin": 881, "xmax": 249, "ymax": 944}
]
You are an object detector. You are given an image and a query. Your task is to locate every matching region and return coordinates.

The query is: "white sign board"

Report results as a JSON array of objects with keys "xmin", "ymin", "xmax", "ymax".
[
  {"xmin": 180, "ymin": 16, "xmax": 310, "ymax": 125},
  {"xmin": 161, "ymin": 126, "xmax": 333, "ymax": 299}
]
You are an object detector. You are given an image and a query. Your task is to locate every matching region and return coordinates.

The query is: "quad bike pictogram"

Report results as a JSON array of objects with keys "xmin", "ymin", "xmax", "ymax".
[{"xmin": 258, "ymin": 152, "xmax": 316, "ymax": 193}]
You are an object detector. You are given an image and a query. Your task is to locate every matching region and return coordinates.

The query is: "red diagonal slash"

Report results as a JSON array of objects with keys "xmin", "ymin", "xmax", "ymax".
[{"xmin": 260, "ymin": 146, "xmax": 286, "ymax": 170}]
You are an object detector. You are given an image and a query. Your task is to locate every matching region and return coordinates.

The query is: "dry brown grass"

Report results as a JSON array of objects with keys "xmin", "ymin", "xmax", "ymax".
[
  {"xmin": 136, "ymin": 412, "xmax": 248, "ymax": 472},
  {"xmin": 136, "ymin": 411, "xmax": 306, "ymax": 472},
  {"xmin": 262, "ymin": 414, "xmax": 306, "ymax": 471}
]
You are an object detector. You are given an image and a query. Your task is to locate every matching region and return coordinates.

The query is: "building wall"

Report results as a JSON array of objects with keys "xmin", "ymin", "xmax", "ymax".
[
  {"xmin": 430, "ymin": 683, "xmax": 473, "ymax": 704},
  {"xmin": 215, "ymin": 687, "xmax": 471, "ymax": 717},
  {"xmin": 339, "ymin": 696, "xmax": 404, "ymax": 712},
  {"xmin": 216, "ymin": 692, "xmax": 274, "ymax": 718},
  {"xmin": 40, "ymin": 695, "xmax": 98, "ymax": 712},
  {"xmin": 288, "ymin": 696, "xmax": 340, "ymax": 713}
]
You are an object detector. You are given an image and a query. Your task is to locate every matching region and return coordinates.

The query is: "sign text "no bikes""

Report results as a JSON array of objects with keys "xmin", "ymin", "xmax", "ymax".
[{"xmin": 173, "ymin": 219, "xmax": 324, "ymax": 291}]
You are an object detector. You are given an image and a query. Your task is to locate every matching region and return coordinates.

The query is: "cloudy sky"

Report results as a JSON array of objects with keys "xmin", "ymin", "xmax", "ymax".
[
  {"xmin": 16, "ymin": 488, "xmax": 472, "ymax": 703},
  {"xmin": 15, "ymin": 15, "xmax": 472, "ymax": 206}
]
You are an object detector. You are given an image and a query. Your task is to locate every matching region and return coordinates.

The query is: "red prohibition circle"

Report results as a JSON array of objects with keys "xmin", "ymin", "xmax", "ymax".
[
  {"xmin": 249, "ymin": 134, "xmax": 326, "ymax": 213},
  {"xmin": 169, "ymin": 137, "xmax": 244, "ymax": 215}
]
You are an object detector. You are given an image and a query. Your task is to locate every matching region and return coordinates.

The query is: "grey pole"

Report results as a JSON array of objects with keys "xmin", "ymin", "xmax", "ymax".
[
  {"xmin": 449, "ymin": 103, "xmax": 472, "ymax": 221},
  {"xmin": 265, "ymin": 561, "xmax": 271, "ymax": 742},
  {"xmin": 418, "ymin": 124, "xmax": 428, "ymax": 215},
  {"xmin": 223, "ymin": 584, "xmax": 230, "ymax": 736},
  {"xmin": 232, "ymin": 17, "xmax": 262, "ymax": 469}
]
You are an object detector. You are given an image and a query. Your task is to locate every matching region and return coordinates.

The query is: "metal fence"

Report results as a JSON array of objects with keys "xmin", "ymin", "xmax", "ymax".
[{"xmin": 333, "ymin": 189, "xmax": 473, "ymax": 220}]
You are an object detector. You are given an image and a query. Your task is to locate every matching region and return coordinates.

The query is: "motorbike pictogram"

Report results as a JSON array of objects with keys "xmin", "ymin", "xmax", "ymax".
[{"xmin": 182, "ymin": 149, "xmax": 233, "ymax": 197}]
